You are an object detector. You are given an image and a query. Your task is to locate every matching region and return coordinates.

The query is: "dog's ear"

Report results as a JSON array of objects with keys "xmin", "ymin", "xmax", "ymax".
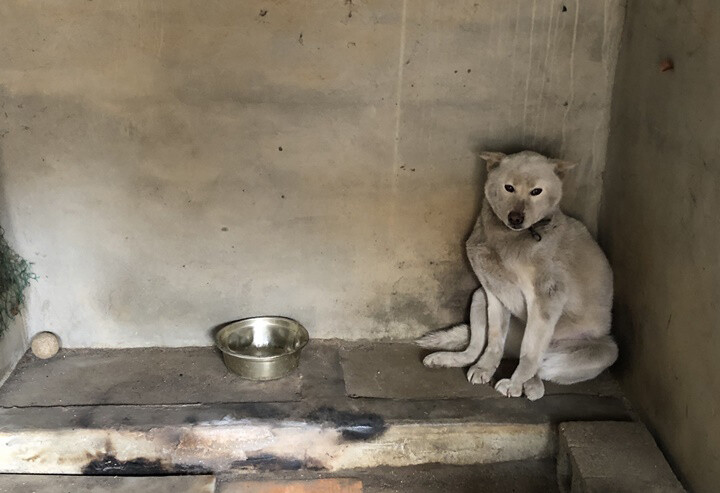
[
  {"xmin": 479, "ymin": 152, "xmax": 506, "ymax": 171},
  {"xmin": 550, "ymin": 159, "xmax": 577, "ymax": 179}
]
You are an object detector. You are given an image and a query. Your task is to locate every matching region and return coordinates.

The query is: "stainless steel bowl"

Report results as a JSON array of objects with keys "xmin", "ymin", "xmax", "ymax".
[{"xmin": 215, "ymin": 316, "xmax": 309, "ymax": 380}]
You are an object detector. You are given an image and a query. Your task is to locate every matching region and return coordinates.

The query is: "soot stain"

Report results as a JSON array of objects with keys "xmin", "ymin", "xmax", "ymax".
[
  {"xmin": 171, "ymin": 463, "xmax": 214, "ymax": 474},
  {"xmin": 83, "ymin": 455, "xmax": 165, "ymax": 475},
  {"xmin": 82, "ymin": 454, "xmax": 212, "ymax": 476},
  {"xmin": 232, "ymin": 453, "xmax": 306, "ymax": 471},
  {"xmin": 306, "ymin": 407, "xmax": 386, "ymax": 441},
  {"xmin": 73, "ymin": 411, "xmax": 93, "ymax": 428},
  {"xmin": 234, "ymin": 402, "xmax": 286, "ymax": 420}
]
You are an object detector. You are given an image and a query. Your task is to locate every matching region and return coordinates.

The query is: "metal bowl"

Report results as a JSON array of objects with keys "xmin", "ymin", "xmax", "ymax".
[{"xmin": 215, "ymin": 316, "xmax": 309, "ymax": 380}]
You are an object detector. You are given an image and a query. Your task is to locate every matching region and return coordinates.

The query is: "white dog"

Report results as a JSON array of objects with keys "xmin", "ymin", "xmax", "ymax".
[{"xmin": 417, "ymin": 151, "xmax": 618, "ymax": 400}]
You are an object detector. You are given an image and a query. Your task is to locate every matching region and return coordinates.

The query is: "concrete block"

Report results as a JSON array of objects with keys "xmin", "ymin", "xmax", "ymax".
[{"xmin": 557, "ymin": 421, "xmax": 685, "ymax": 493}]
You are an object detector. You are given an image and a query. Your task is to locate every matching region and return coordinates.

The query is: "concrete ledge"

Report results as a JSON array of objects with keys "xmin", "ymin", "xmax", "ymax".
[
  {"xmin": 0, "ymin": 418, "xmax": 554, "ymax": 474},
  {"xmin": 557, "ymin": 421, "xmax": 685, "ymax": 492}
]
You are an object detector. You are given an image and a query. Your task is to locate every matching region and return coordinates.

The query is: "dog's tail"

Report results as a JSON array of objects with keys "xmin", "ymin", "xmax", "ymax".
[{"xmin": 415, "ymin": 324, "xmax": 470, "ymax": 350}]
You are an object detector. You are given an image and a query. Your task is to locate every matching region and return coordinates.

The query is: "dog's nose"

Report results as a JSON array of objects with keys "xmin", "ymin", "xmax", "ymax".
[{"xmin": 508, "ymin": 211, "xmax": 525, "ymax": 227}]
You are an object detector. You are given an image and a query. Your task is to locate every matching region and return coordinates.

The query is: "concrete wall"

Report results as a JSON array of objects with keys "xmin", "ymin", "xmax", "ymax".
[
  {"xmin": 600, "ymin": 0, "xmax": 720, "ymax": 491},
  {"xmin": 0, "ymin": 1, "xmax": 624, "ymax": 347}
]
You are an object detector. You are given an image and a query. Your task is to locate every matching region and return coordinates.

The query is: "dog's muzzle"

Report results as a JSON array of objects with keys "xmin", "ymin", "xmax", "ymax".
[{"xmin": 508, "ymin": 211, "xmax": 525, "ymax": 229}]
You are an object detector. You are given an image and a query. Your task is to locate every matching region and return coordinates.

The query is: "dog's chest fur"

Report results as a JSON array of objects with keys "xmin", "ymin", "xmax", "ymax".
[{"xmin": 468, "ymin": 203, "xmax": 563, "ymax": 320}]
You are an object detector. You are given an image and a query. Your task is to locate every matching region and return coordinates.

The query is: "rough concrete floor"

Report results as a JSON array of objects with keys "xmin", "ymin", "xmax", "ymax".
[{"xmin": 0, "ymin": 340, "xmax": 625, "ymax": 415}]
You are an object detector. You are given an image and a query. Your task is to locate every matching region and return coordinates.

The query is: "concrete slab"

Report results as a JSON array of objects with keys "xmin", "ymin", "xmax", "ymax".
[
  {"xmin": 218, "ymin": 459, "xmax": 558, "ymax": 493},
  {"xmin": 0, "ymin": 347, "xmax": 301, "ymax": 406},
  {"xmin": 0, "ymin": 341, "xmax": 630, "ymax": 426},
  {"xmin": 557, "ymin": 421, "xmax": 684, "ymax": 493},
  {"xmin": 0, "ymin": 395, "xmax": 630, "ymax": 432},
  {"xmin": 340, "ymin": 343, "xmax": 621, "ymax": 400},
  {"xmin": 0, "ymin": 475, "xmax": 215, "ymax": 493},
  {"xmin": 341, "ymin": 342, "xmax": 496, "ymax": 399},
  {"xmin": 297, "ymin": 340, "xmax": 347, "ymax": 400},
  {"xmin": 356, "ymin": 460, "xmax": 558, "ymax": 493}
]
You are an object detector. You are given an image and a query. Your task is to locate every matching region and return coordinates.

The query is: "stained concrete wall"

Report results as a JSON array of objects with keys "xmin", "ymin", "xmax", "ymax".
[
  {"xmin": 0, "ymin": 1, "xmax": 624, "ymax": 347},
  {"xmin": 600, "ymin": 0, "xmax": 720, "ymax": 491}
]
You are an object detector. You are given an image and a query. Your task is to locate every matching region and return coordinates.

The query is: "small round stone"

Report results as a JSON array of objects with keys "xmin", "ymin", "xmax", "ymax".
[{"xmin": 31, "ymin": 332, "xmax": 60, "ymax": 359}]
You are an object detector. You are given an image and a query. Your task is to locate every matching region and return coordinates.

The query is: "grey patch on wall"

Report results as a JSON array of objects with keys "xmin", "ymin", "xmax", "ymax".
[
  {"xmin": 365, "ymin": 291, "xmax": 437, "ymax": 334},
  {"xmin": 364, "ymin": 260, "xmax": 477, "ymax": 337},
  {"xmin": 430, "ymin": 259, "xmax": 478, "ymax": 316}
]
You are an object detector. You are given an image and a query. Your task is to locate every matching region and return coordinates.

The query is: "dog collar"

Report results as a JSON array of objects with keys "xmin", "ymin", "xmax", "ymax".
[{"xmin": 528, "ymin": 217, "xmax": 552, "ymax": 241}]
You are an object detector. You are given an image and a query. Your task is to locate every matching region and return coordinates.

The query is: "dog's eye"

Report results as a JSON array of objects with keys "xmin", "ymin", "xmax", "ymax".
[
  {"xmin": 504, "ymin": 184, "xmax": 515, "ymax": 193},
  {"xmin": 530, "ymin": 188, "xmax": 543, "ymax": 196}
]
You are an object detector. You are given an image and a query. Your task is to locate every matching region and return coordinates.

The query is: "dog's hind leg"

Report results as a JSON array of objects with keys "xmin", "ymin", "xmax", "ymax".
[
  {"xmin": 423, "ymin": 288, "xmax": 487, "ymax": 368},
  {"xmin": 537, "ymin": 336, "xmax": 618, "ymax": 385}
]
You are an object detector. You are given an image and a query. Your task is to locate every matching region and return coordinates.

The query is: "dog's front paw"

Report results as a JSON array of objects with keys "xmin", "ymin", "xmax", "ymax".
[
  {"xmin": 523, "ymin": 378, "xmax": 545, "ymax": 401},
  {"xmin": 423, "ymin": 351, "xmax": 475, "ymax": 368},
  {"xmin": 466, "ymin": 364, "xmax": 495, "ymax": 384},
  {"xmin": 494, "ymin": 378, "xmax": 523, "ymax": 398}
]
